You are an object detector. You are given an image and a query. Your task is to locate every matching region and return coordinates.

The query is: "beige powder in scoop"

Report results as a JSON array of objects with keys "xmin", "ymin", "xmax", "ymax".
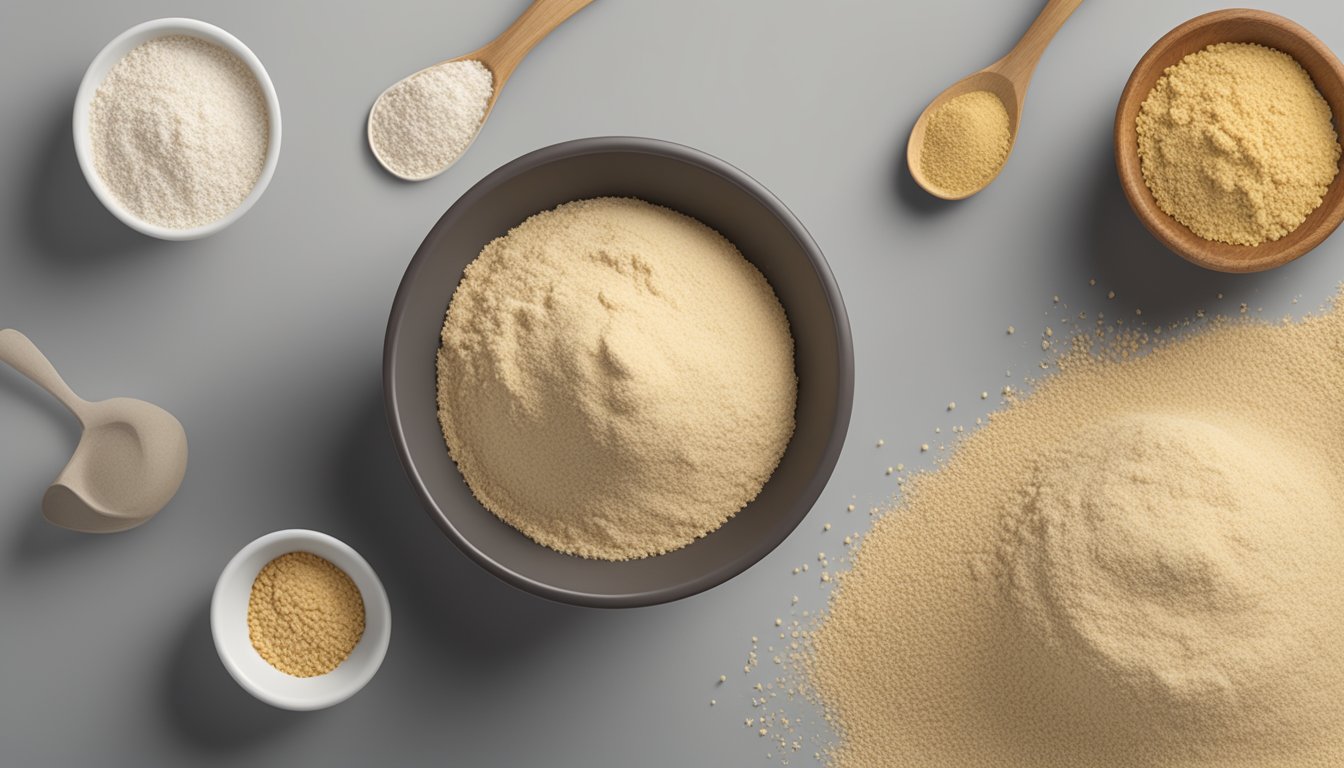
[{"xmin": 436, "ymin": 197, "xmax": 797, "ymax": 561}]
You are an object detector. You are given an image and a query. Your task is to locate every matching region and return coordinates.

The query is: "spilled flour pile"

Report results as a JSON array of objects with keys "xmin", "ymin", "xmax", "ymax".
[{"xmin": 808, "ymin": 302, "xmax": 1344, "ymax": 767}]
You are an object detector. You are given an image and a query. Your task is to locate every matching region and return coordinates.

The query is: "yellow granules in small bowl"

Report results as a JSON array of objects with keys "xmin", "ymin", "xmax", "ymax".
[
  {"xmin": 1137, "ymin": 42, "xmax": 1341, "ymax": 246},
  {"xmin": 247, "ymin": 552, "xmax": 365, "ymax": 678}
]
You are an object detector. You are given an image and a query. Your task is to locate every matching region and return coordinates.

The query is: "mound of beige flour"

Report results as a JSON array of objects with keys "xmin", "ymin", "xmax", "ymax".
[
  {"xmin": 808, "ymin": 304, "xmax": 1344, "ymax": 767},
  {"xmin": 436, "ymin": 197, "xmax": 797, "ymax": 561}
]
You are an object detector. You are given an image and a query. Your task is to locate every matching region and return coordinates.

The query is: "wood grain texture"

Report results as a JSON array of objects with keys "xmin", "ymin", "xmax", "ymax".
[
  {"xmin": 462, "ymin": 0, "xmax": 596, "ymax": 120},
  {"xmin": 366, "ymin": 0, "xmax": 595, "ymax": 181},
  {"xmin": 908, "ymin": 0, "xmax": 1084, "ymax": 200},
  {"xmin": 1114, "ymin": 9, "xmax": 1344, "ymax": 273}
]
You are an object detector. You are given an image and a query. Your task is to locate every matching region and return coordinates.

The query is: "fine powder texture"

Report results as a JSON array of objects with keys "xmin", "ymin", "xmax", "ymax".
[
  {"xmin": 437, "ymin": 197, "xmax": 797, "ymax": 561},
  {"xmin": 809, "ymin": 308, "xmax": 1344, "ymax": 767},
  {"xmin": 919, "ymin": 90, "xmax": 1011, "ymax": 197},
  {"xmin": 89, "ymin": 35, "xmax": 269, "ymax": 229},
  {"xmin": 368, "ymin": 60, "xmax": 493, "ymax": 179},
  {"xmin": 247, "ymin": 552, "xmax": 366, "ymax": 678},
  {"xmin": 1137, "ymin": 43, "xmax": 1341, "ymax": 246}
]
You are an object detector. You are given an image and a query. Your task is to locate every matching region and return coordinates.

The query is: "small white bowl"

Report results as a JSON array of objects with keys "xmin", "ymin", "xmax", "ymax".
[
  {"xmin": 73, "ymin": 18, "xmax": 282, "ymax": 241},
  {"xmin": 211, "ymin": 529, "xmax": 391, "ymax": 711}
]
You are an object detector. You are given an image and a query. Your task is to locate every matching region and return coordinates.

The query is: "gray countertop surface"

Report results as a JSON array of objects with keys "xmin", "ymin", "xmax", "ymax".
[{"xmin": 3, "ymin": 1, "xmax": 1342, "ymax": 765}]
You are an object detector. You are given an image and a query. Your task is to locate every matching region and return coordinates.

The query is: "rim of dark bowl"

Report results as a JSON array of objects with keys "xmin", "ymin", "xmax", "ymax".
[{"xmin": 383, "ymin": 136, "xmax": 855, "ymax": 607}]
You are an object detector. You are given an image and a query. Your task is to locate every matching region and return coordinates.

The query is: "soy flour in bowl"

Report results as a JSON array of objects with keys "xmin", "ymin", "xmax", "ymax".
[{"xmin": 436, "ymin": 197, "xmax": 797, "ymax": 561}]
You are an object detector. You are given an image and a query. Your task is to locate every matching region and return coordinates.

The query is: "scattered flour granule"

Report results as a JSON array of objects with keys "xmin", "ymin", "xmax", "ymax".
[
  {"xmin": 368, "ymin": 59, "xmax": 493, "ymax": 180},
  {"xmin": 89, "ymin": 35, "xmax": 269, "ymax": 229},
  {"xmin": 436, "ymin": 198, "xmax": 797, "ymax": 561}
]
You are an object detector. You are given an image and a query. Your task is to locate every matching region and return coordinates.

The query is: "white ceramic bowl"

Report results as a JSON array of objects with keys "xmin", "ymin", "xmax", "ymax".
[
  {"xmin": 72, "ymin": 18, "xmax": 282, "ymax": 241},
  {"xmin": 211, "ymin": 529, "xmax": 390, "ymax": 711}
]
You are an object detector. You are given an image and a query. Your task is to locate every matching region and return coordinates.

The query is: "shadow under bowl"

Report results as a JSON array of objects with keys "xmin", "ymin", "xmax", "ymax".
[
  {"xmin": 383, "ymin": 137, "xmax": 854, "ymax": 608},
  {"xmin": 1115, "ymin": 8, "xmax": 1344, "ymax": 273}
]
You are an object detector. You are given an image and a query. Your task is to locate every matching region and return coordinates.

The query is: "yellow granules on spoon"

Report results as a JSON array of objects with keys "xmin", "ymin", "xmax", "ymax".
[
  {"xmin": 247, "ymin": 552, "xmax": 365, "ymax": 678},
  {"xmin": 1137, "ymin": 43, "xmax": 1341, "ymax": 245},
  {"xmin": 919, "ymin": 90, "xmax": 1011, "ymax": 197}
]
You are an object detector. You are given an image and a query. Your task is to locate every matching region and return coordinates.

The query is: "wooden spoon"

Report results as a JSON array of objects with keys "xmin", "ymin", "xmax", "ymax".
[
  {"xmin": 907, "ymin": 0, "xmax": 1084, "ymax": 200},
  {"xmin": 368, "ymin": 0, "xmax": 596, "ymax": 181},
  {"xmin": 0, "ymin": 329, "xmax": 187, "ymax": 533}
]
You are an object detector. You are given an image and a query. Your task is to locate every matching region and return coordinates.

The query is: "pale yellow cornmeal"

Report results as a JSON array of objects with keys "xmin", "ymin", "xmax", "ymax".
[{"xmin": 1137, "ymin": 43, "xmax": 1340, "ymax": 246}]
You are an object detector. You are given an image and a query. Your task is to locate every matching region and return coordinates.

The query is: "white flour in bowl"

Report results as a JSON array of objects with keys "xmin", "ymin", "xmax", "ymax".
[{"xmin": 89, "ymin": 35, "xmax": 269, "ymax": 230}]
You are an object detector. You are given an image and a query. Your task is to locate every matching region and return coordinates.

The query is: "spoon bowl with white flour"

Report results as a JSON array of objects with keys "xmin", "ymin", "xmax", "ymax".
[{"xmin": 367, "ymin": 0, "xmax": 594, "ymax": 181}]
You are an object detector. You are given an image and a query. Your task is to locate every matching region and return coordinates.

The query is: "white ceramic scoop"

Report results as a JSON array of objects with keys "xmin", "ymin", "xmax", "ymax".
[{"xmin": 0, "ymin": 329, "xmax": 187, "ymax": 533}]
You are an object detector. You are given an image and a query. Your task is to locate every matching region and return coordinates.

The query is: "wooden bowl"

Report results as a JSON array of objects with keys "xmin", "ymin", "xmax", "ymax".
[{"xmin": 1115, "ymin": 9, "xmax": 1344, "ymax": 273}]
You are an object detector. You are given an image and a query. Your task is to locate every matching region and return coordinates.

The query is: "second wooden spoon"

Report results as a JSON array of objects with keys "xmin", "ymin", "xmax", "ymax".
[{"xmin": 907, "ymin": 0, "xmax": 1084, "ymax": 200}]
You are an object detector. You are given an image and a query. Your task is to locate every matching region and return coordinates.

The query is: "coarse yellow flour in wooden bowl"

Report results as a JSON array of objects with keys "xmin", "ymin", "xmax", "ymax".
[
  {"xmin": 806, "ymin": 298, "xmax": 1344, "ymax": 767},
  {"xmin": 1136, "ymin": 42, "xmax": 1340, "ymax": 247}
]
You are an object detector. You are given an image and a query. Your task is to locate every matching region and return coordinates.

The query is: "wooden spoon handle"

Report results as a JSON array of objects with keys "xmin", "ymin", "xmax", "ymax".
[
  {"xmin": 994, "ymin": 0, "xmax": 1084, "ymax": 84},
  {"xmin": 0, "ymin": 329, "xmax": 88, "ymax": 421},
  {"xmin": 478, "ymin": 0, "xmax": 596, "ymax": 86}
]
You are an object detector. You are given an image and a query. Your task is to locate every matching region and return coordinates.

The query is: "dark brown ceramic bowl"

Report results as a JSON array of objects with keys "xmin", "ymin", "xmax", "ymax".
[{"xmin": 384, "ymin": 137, "xmax": 853, "ymax": 608}]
